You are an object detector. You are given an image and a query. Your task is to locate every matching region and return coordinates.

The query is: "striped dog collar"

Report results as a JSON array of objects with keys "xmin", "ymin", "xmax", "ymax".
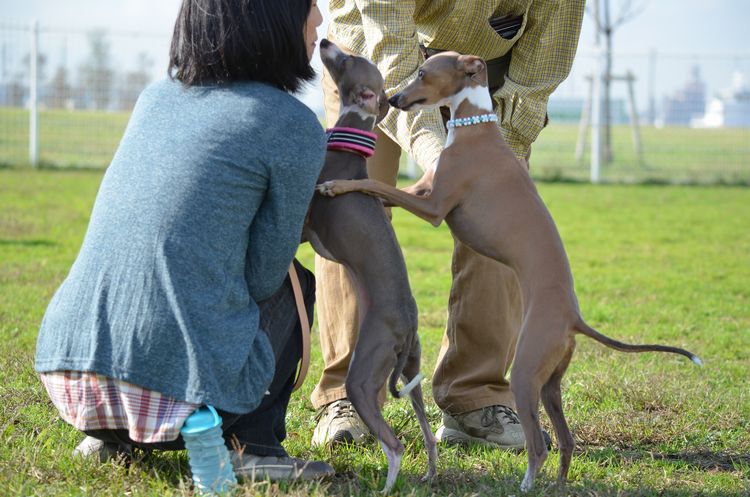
[{"xmin": 326, "ymin": 127, "xmax": 377, "ymax": 158}]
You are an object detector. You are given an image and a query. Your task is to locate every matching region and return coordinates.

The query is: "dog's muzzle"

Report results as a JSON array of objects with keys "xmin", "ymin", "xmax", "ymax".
[{"xmin": 389, "ymin": 94, "xmax": 425, "ymax": 111}]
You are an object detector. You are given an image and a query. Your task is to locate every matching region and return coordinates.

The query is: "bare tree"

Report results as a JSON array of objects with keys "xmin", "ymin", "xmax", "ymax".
[
  {"xmin": 6, "ymin": 76, "xmax": 25, "ymax": 107},
  {"xmin": 588, "ymin": 0, "xmax": 646, "ymax": 163},
  {"xmin": 21, "ymin": 51, "xmax": 48, "ymax": 83},
  {"xmin": 47, "ymin": 66, "xmax": 73, "ymax": 108},
  {"xmin": 7, "ymin": 51, "xmax": 48, "ymax": 107},
  {"xmin": 79, "ymin": 30, "xmax": 114, "ymax": 110},
  {"xmin": 118, "ymin": 52, "xmax": 153, "ymax": 110}
]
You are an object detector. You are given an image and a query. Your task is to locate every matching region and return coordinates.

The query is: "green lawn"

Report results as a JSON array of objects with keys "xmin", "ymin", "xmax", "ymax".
[
  {"xmin": 2, "ymin": 106, "xmax": 749, "ymax": 184},
  {"xmin": 532, "ymin": 124, "xmax": 750, "ymax": 184},
  {"xmin": 0, "ymin": 107, "xmax": 130, "ymax": 169},
  {"xmin": 1, "ymin": 167, "xmax": 749, "ymax": 496}
]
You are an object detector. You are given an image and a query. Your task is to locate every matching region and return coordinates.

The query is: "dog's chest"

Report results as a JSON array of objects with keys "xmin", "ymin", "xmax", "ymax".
[{"xmin": 304, "ymin": 225, "xmax": 336, "ymax": 261}]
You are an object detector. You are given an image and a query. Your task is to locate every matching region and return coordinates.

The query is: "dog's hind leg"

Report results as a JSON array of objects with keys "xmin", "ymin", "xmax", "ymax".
[
  {"xmin": 349, "ymin": 382, "xmax": 404, "ymax": 493},
  {"xmin": 345, "ymin": 323, "xmax": 404, "ymax": 493},
  {"xmin": 512, "ymin": 375, "xmax": 546, "ymax": 493},
  {"xmin": 541, "ymin": 346, "xmax": 575, "ymax": 486},
  {"xmin": 511, "ymin": 316, "xmax": 571, "ymax": 492},
  {"xmin": 402, "ymin": 339, "xmax": 437, "ymax": 481}
]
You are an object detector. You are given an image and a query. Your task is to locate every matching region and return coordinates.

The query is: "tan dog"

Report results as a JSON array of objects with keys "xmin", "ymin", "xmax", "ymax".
[{"xmin": 317, "ymin": 51, "xmax": 702, "ymax": 492}]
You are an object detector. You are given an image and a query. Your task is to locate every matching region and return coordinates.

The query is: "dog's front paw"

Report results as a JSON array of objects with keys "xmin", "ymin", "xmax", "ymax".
[
  {"xmin": 315, "ymin": 181, "xmax": 336, "ymax": 196},
  {"xmin": 316, "ymin": 180, "xmax": 349, "ymax": 197}
]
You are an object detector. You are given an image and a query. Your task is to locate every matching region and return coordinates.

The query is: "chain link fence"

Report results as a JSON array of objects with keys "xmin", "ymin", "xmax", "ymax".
[
  {"xmin": 0, "ymin": 21, "xmax": 170, "ymax": 168},
  {"xmin": 537, "ymin": 47, "xmax": 750, "ymax": 184},
  {"xmin": 2, "ymin": 21, "xmax": 749, "ymax": 184}
]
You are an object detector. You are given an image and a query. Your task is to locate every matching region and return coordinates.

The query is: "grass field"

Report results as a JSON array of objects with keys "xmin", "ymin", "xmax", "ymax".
[
  {"xmin": 2, "ymin": 106, "xmax": 750, "ymax": 184},
  {"xmin": 1, "ymin": 167, "xmax": 749, "ymax": 496}
]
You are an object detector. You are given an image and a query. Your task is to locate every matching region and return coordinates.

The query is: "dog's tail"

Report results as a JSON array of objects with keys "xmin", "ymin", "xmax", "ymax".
[
  {"xmin": 574, "ymin": 318, "xmax": 703, "ymax": 365},
  {"xmin": 388, "ymin": 350, "xmax": 410, "ymax": 399}
]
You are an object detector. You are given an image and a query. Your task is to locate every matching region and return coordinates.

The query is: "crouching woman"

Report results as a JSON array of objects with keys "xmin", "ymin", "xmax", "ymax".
[{"xmin": 34, "ymin": 0, "xmax": 331, "ymax": 483}]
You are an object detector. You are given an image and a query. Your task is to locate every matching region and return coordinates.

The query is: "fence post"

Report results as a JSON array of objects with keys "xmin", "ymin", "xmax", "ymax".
[
  {"xmin": 590, "ymin": 47, "xmax": 603, "ymax": 184},
  {"xmin": 575, "ymin": 75, "xmax": 593, "ymax": 164},
  {"xmin": 29, "ymin": 19, "xmax": 39, "ymax": 168}
]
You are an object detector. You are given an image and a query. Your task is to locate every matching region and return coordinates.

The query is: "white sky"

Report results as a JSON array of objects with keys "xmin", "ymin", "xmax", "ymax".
[
  {"xmin": 3, "ymin": 0, "xmax": 750, "ymax": 114},
  {"xmin": 5, "ymin": 0, "xmax": 748, "ymax": 51}
]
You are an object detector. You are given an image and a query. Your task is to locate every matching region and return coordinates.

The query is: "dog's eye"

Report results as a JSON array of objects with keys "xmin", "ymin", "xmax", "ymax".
[{"xmin": 417, "ymin": 70, "xmax": 424, "ymax": 79}]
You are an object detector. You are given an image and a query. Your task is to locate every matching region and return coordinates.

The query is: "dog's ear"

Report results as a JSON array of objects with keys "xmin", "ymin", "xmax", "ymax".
[
  {"xmin": 459, "ymin": 55, "xmax": 488, "ymax": 86},
  {"xmin": 355, "ymin": 87, "xmax": 380, "ymax": 115},
  {"xmin": 375, "ymin": 90, "xmax": 389, "ymax": 124}
]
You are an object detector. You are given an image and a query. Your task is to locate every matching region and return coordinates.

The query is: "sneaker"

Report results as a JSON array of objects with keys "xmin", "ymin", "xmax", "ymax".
[
  {"xmin": 230, "ymin": 452, "xmax": 334, "ymax": 481},
  {"xmin": 311, "ymin": 399, "xmax": 370, "ymax": 447},
  {"xmin": 72, "ymin": 436, "xmax": 133, "ymax": 462},
  {"xmin": 436, "ymin": 405, "xmax": 526, "ymax": 449}
]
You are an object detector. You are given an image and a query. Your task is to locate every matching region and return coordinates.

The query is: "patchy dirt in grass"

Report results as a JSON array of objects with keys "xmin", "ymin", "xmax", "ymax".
[
  {"xmin": 0, "ymin": 214, "xmax": 39, "ymax": 238},
  {"xmin": 579, "ymin": 445, "xmax": 750, "ymax": 473}
]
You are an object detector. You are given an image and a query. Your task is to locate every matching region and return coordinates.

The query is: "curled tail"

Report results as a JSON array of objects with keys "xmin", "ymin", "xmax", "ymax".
[
  {"xmin": 388, "ymin": 353, "xmax": 425, "ymax": 398},
  {"xmin": 388, "ymin": 350, "xmax": 410, "ymax": 399},
  {"xmin": 575, "ymin": 318, "xmax": 703, "ymax": 366}
]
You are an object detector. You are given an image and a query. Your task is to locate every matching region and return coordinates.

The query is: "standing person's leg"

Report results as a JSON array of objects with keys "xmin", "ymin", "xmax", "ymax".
[
  {"xmin": 428, "ymin": 77, "xmax": 526, "ymax": 449},
  {"xmin": 432, "ymin": 240, "xmax": 527, "ymax": 449},
  {"xmin": 310, "ymin": 43, "xmax": 401, "ymax": 446}
]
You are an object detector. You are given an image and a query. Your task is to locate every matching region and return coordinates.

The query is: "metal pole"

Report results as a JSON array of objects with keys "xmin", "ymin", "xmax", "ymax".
[
  {"xmin": 590, "ymin": 0, "xmax": 602, "ymax": 183},
  {"xmin": 625, "ymin": 72, "xmax": 643, "ymax": 165},
  {"xmin": 590, "ymin": 47, "xmax": 602, "ymax": 184},
  {"xmin": 2, "ymin": 43, "xmax": 7, "ymax": 82},
  {"xmin": 29, "ymin": 19, "xmax": 39, "ymax": 168},
  {"xmin": 575, "ymin": 75, "xmax": 593, "ymax": 164},
  {"xmin": 648, "ymin": 49, "xmax": 656, "ymax": 125},
  {"xmin": 602, "ymin": 0, "xmax": 612, "ymax": 163}
]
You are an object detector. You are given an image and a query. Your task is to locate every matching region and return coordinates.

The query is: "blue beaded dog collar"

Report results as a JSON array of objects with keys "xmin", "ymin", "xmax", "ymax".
[{"xmin": 446, "ymin": 113, "xmax": 498, "ymax": 129}]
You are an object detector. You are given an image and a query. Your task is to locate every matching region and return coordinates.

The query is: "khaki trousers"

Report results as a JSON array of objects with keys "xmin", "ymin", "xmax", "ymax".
[{"xmin": 310, "ymin": 45, "xmax": 522, "ymax": 415}]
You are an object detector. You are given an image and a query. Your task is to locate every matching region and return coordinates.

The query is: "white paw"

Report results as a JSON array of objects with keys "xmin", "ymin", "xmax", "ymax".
[
  {"xmin": 520, "ymin": 475, "xmax": 534, "ymax": 492},
  {"xmin": 315, "ymin": 182, "xmax": 336, "ymax": 196}
]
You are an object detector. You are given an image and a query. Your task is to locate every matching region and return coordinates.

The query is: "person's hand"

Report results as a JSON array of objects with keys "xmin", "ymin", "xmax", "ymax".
[
  {"xmin": 402, "ymin": 167, "xmax": 435, "ymax": 197},
  {"xmin": 519, "ymin": 148, "xmax": 532, "ymax": 170}
]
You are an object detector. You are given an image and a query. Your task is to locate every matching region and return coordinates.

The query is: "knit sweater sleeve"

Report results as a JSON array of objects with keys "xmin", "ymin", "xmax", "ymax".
[{"xmin": 244, "ymin": 104, "xmax": 326, "ymax": 301}]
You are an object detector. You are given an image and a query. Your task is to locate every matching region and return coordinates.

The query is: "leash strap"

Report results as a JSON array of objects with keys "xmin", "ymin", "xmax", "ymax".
[
  {"xmin": 326, "ymin": 127, "xmax": 377, "ymax": 158},
  {"xmin": 288, "ymin": 262, "xmax": 311, "ymax": 392}
]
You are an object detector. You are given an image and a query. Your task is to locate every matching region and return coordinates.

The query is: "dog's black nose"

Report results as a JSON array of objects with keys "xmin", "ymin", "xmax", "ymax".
[
  {"xmin": 319, "ymin": 38, "xmax": 331, "ymax": 49},
  {"xmin": 388, "ymin": 95, "xmax": 400, "ymax": 108}
]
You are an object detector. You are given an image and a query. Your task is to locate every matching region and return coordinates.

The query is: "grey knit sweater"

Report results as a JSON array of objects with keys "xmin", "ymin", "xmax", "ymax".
[{"xmin": 35, "ymin": 78, "xmax": 325, "ymax": 413}]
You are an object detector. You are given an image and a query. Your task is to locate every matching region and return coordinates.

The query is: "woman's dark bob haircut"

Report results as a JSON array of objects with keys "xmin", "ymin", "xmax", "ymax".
[{"xmin": 169, "ymin": 0, "xmax": 315, "ymax": 92}]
